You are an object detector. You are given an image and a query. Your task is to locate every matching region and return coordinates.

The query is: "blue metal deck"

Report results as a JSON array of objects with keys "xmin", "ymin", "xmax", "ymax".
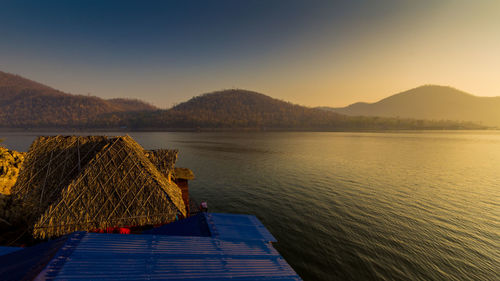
[
  {"xmin": 204, "ymin": 213, "xmax": 277, "ymax": 242},
  {"xmin": 0, "ymin": 236, "xmax": 68, "ymax": 281},
  {"xmin": 35, "ymin": 232, "xmax": 300, "ymax": 280},
  {"xmin": 143, "ymin": 213, "xmax": 211, "ymax": 237},
  {"xmin": 0, "ymin": 246, "xmax": 22, "ymax": 256},
  {"xmin": 145, "ymin": 213, "xmax": 277, "ymax": 242},
  {"xmin": 1, "ymin": 213, "xmax": 299, "ymax": 280}
]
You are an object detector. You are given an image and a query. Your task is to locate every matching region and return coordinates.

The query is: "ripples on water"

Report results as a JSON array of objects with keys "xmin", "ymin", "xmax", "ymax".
[{"xmin": 2, "ymin": 131, "xmax": 499, "ymax": 281}]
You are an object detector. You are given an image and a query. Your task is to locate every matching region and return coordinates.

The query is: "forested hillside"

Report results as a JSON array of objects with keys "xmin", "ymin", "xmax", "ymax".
[
  {"xmin": 0, "ymin": 71, "xmax": 486, "ymax": 130},
  {"xmin": 0, "ymin": 71, "xmax": 156, "ymax": 127},
  {"xmin": 101, "ymin": 90, "xmax": 484, "ymax": 130},
  {"xmin": 323, "ymin": 85, "xmax": 500, "ymax": 127}
]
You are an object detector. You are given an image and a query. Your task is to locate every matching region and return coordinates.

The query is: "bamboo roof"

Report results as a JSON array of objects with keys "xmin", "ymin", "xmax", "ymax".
[
  {"xmin": 11, "ymin": 135, "xmax": 186, "ymax": 239},
  {"xmin": 145, "ymin": 149, "xmax": 178, "ymax": 180},
  {"xmin": 173, "ymin": 168, "xmax": 195, "ymax": 180}
]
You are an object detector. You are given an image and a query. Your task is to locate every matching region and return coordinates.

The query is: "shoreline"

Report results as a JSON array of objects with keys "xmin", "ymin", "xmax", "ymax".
[{"xmin": 0, "ymin": 127, "xmax": 497, "ymax": 133}]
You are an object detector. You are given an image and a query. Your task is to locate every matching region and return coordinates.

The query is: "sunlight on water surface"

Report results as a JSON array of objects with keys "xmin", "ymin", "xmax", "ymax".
[{"xmin": 2, "ymin": 131, "xmax": 499, "ymax": 281}]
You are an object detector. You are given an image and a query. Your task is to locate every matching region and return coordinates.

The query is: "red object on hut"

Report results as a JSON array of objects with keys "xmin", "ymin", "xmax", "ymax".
[
  {"xmin": 91, "ymin": 227, "xmax": 131, "ymax": 234},
  {"xmin": 118, "ymin": 227, "xmax": 131, "ymax": 234}
]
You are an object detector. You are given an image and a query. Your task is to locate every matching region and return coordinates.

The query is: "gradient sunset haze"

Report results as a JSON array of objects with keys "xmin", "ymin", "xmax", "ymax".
[{"xmin": 0, "ymin": 0, "xmax": 498, "ymax": 108}]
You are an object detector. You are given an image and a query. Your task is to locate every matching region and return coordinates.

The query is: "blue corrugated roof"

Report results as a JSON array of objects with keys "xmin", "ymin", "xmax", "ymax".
[
  {"xmin": 35, "ymin": 232, "xmax": 300, "ymax": 280},
  {"xmin": 0, "ymin": 246, "xmax": 22, "ymax": 256},
  {"xmin": 145, "ymin": 213, "xmax": 277, "ymax": 242},
  {"xmin": 1, "ymin": 213, "xmax": 298, "ymax": 280},
  {"xmin": 205, "ymin": 213, "xmax": 277, "ymax": 242},
  {"xmin": 0, "ymin": 236, "xmax": 68, "ymax": 281},
  {"xmin": 143, "ymin": 213, "xmax": 211, "ymax": 237}
]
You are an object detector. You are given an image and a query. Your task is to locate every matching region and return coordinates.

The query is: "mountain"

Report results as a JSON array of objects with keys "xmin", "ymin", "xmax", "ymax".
[
  {"xmin": 166, "ymin": 89, "xmax": 347, "ymax": 128},
  {"xmin": 110, "ymin": 89, "xmax": 346, "ymax": 129},
  {"xmin": 0, "ymin": 71, "xmax": 156, "ymax": 127},
  {"xmin": 0, "ymin": 71, "xmax": 486, "ymax": 130},
  {"xmin": 109, "ymin": 89, "xmax": 484, "ymax": 130},
  {"xmin": 323, "ymin": 85, "xmax": 500, "ymax": 127},
  {"xmin": 106, "ymin": 98, "xmax": 157, "ymax": 112}
]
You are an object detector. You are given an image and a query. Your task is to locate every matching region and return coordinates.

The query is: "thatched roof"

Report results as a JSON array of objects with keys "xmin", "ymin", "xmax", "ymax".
[
  {"xmin": 173, "ymin": 168, "xmax": 195, "ymax": 180},
  {"xmin": 11, "ymin": 135, "xmax": 186, "ymax": 239},
  {"xmin": 0, "ymin": 146, "xmax": 26, "ymax": 195},
  {"xmin": 145, "ymin": 149, "xmax": 178, "ymax": 180}
]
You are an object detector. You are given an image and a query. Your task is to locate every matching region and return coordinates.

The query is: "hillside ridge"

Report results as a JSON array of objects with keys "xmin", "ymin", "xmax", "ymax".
[
  {"xmin": 0, "ymin": 71, "xmax": 157, "ymax": 127},
  {"xmin": 321, "ymin": 85, "xmax": 500, "ymax": 127},
  {"xmin": 104, "ymin": 88, "xmax": 483, "ymax": 130},
  {"xmin": 0, "ymin": 72, "xmax": 487, "ymax": 130}
]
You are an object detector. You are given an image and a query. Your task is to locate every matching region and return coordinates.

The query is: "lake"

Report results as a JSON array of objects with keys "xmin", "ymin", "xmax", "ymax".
[{"xmin": 1, "ymin": 131, "xmax": 499, "ymax": 281}]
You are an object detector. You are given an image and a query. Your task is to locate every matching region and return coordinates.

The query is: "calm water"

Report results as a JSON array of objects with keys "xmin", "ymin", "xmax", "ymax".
[{"xmin": 2, "ymin": 131, "xmax": 499, "ymax": 281}]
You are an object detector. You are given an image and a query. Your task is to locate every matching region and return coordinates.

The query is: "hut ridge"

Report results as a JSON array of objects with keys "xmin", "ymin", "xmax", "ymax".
[{"xmin": 11, "ymin": 135, "xmax": 186, "ymax": 239}]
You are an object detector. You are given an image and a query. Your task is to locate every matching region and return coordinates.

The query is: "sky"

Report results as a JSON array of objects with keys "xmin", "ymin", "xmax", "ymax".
[{"xmin": 0, "ymin": 0, "xmax": 499, "ymax": 108}]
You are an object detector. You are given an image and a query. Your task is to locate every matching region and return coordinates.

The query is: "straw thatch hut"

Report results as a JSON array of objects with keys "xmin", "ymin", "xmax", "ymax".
[
  {"xmin": 11, "ymin": 135, "xmax": 186, "ymax": 239},
  {"xmin": 145, "ymin": 150, "xmax": 195, "ymax": 215},
  {"xmin": 145, "ymin": 149, "xmax": 178, "ymax": 181}
]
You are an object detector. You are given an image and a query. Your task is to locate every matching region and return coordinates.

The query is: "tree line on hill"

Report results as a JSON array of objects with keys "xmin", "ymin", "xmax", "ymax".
[
  {"xmin": 0, "ymin": 71, "xmax": 487, "ymax": 130},
  {"xmin": 0, "ymin": 70, "xmax": 156, "ymax": 127},
  {"xmin": 93, "ymin": 90, "xmax": 484, "ymax": 130}
]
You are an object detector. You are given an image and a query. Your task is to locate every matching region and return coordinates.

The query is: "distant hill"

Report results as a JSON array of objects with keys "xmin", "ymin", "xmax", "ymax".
[
  {"xmin": 121, "ymin": 89, "xmax": 347, "ymax": 129},
  {"xmin": 109, "ymin": 89, "xmax": 484, "ymax": 130},
  {"xmin": 0, "ymin": 71, "xmax": 486, "ymax": 130},
  {"xmin": 321, "ymin": 85, "xmax": 500, "ymax": 127},
  {"xmin": 0, "ymin": 71, "xmax": 156, "ymax": 127},
  {"xmin": 106, "ymin": 98, "xmax": 157, "ymax": 112}
]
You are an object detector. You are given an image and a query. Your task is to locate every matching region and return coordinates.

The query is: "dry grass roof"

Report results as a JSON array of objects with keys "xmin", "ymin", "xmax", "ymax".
[
  {"xmin": 173, "ymin": 168, "xmax": 195, "ymax": 180},
  {"xmin": 145, "ymin": 149, "xmax": 178, "ymax": 180},
  {"xmin": 11, "ymin": 135, "xmax": 186, "ymax": 239}
]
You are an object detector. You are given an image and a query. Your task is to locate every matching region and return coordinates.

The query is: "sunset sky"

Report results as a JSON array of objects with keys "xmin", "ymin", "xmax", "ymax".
[{"xmin": 0, "ymin": 0, "xmax": 499, "ymax": 108}]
